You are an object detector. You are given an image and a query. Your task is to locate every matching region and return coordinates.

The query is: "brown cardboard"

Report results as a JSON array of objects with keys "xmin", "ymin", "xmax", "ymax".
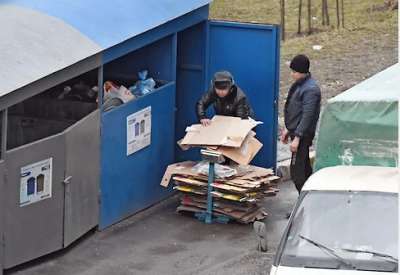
[
  {"xmin": 160, "ymin": 161, "xmax": 198, "ymax": 187},
  {"xmin": 181, "ymin": 115, "xmax": 259, "ymax": 148},
  {"xmin": 238, "ymin": 166, "xmax": 274, "ymax": 180},
  {"xmin": 177, "ymin": 139, "xmax": 191, "ymax": 151},
  {"xmin": 216, "ymin": 134, "xmax": 263, "ymax": 165}
]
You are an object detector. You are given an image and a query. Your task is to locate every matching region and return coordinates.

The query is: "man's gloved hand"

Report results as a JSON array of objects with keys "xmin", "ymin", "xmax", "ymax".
[{"xmin": 200, "ymin": 118, "xmax": 211, "ymax": 127}]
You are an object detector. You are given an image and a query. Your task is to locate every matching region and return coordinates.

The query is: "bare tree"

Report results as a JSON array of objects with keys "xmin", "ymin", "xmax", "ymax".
[
  {"xmin": 298, "ymin": 0, "xmax": 303, "ymax": 34},
  {"xmin": 341, "ymin": 0, "xmax": 345, "ymax": 28},
  {"xmin": 336, "ymin": 0, "xmax": 340, "ymax": 28},
  {"xmin": 321, "ymin": 0, "xmax": 325, "ymax": 25},
  {"xmin": 280, "ymin": 0, "xmax": 286, "ymax": 40},
  {"xmin": 324, "ymin": 0, "xmax": 330, "ymax": 26},
  {"xmin": 307, "ymin": 0, "xmax": 312, "ymax": 34}
]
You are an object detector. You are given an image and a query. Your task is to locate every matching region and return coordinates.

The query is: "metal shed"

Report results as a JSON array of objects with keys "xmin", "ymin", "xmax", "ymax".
[{"xmin": 0, "ymin": 0, "xmax": 280, "ymax": 272}]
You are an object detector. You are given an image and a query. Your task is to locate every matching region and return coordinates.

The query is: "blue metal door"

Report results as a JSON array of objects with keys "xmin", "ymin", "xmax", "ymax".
[
  {"xmin": 176, "ymin": 22, "xmax": 208, "ymax": 162},
  {"xmin": 207, "ymin": 21, "xmax": 280, "ymax": 168},
  {"xmin": 100, "ymin": 84, "xmax": 175, "ymax": 229}
]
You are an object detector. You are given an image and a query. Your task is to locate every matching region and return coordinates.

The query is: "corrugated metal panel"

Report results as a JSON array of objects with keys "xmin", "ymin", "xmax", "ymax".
[{"xmin": 0, "ymin": 0, "xmax": 211, "ymax": 99}]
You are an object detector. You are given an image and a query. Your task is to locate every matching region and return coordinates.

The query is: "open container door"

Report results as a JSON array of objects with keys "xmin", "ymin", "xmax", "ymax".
[
  {"xmin": 207, "ymin": 21, "xmax": 280, "ymax": 168},
  {"xmin": 63, "ymin": 110, "xmax": 100, "ymax": 246}
]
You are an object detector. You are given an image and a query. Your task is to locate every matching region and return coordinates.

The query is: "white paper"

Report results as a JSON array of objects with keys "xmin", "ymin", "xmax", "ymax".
[
  {"xmin": 20, "ymin": 158, "xmax": 53, "ymax": 207},
  {"xmin": 127, "ymin": 106, "xmax": 152, "ymax": 156}
]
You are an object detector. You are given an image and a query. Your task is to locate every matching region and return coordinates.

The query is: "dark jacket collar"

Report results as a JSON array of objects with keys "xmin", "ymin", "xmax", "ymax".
[{"xmin": 295, "ymin": 73, "xmax": 312, "ymax": 86}]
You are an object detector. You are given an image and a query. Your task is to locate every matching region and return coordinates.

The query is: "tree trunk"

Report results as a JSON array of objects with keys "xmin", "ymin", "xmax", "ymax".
[
  {"xmin": 322, "ymin": 0, "xmax": 325, "ymax": 25},
  {"xmin": 336, "ymin": 0, "xmax": 340, "ymax": 28},
  {"xmin": 341, "ymin": 0, "xmax": 344, "ymax": 28},
  {"xmin": 307, "ymin": 0, "xmax": 312, "ymax": 34},
  {"xmin": 325, "ymin": 0, "xmax": 330, "ymax": 25},
  {"xmin": 298, "ymin": 0, "xmax": 303, "ymax": 34},
  {"xmin": 280, "ymin": 0, "xmax": 286, "ymax": 40}
]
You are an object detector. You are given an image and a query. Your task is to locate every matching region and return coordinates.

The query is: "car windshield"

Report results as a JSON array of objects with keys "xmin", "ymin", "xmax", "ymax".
[{"xmin": 280, "ymin": 191, "xmax": 398, "ymax": 272}]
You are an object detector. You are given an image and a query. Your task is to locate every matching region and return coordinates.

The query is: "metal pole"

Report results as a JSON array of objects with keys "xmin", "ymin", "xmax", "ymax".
[
  {"xmin": 1, "ymin": 109, "xmax": 7, "ymax": 160},
  {"xmin": 205, "ymin": 162, "xmax": 215, "ymax": 224}
]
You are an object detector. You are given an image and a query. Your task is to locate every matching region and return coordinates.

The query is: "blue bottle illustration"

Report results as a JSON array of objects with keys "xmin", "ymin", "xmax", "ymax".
[
  {"xmin": 27, "ymin": 177, "xmax": 36, "ymax": 196},
  {"xmin": 135, "ymin": 122, "xmax": 140, "ymax": 137}
]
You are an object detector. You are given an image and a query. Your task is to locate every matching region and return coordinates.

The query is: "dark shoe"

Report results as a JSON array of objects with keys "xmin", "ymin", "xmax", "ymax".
[{"xmin": 285, "ymin": 212, "xmax": 291, "ymax": 219}]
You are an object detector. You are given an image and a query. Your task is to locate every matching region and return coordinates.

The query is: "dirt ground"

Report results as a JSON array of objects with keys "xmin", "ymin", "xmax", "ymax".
[{"xmin": 278, "ymin": 29, "xmax": 398, "ymax": 119}]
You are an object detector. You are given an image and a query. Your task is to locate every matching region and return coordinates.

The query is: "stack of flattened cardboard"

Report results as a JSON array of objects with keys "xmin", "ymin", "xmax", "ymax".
[
  {"xmin": 179, "ymin": 115, "xmax": 263, "ymax": 165},
  {"xmin": 161, "ymin": 161, "xmax": 279, "ymax": 224},
  {"xmin": 161, "ymin": 115, "xmax": 280, "ymax": 223}
]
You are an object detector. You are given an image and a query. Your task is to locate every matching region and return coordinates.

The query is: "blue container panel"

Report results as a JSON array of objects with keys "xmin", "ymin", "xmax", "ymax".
[
  {"xmin": 100, "ymin": 5, "xmax": 210, "ymax": 62},
  {"xmin": 175, "ymin": 22, "xmax": 208, "ymax": 162},
  {"xmin": 104, "ymin": 35, "xmax": 176, "ymax": 83},
  {"xmin": 207, "ymin": 21, "xmax": 280, "ymax": 169},
  {"xmin": 100, "ymin": 83, "xmax": 175, "ymax": 229}
]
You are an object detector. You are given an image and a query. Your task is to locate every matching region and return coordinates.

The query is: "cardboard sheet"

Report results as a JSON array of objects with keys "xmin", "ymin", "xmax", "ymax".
[
  {"xmin": 181, "ymin": 116, "xmax": 260, "ymax": 148},
  {"xmin": 216, "ymin": 135, "xmax": 263, "ymax": 165},
  {"xmin": 160, "ymin": 161, "xmax": 198, "ymax": 187}
]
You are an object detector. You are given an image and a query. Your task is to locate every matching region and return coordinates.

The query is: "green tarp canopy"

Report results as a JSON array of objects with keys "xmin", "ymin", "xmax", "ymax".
[{"xmin": 315, "ymin": 63, "xmax": 399, "ymax": 170}]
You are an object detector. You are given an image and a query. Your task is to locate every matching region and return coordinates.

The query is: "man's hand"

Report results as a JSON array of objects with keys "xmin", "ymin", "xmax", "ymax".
[
  {"xmin": 200, "ymin": 118, "xmax": 211, "ymax": 127},
  {"xmin": 290, "ymin": 136, "xmax": 300, "ymax": 153},
  {"xmin": 281, "ymin": 128, "xmax": 289, "ymax": 144}
]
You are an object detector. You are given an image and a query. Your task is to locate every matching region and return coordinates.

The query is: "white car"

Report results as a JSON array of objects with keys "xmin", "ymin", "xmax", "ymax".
[{"xmin": 270, "ymin": 166, "xmax": 399, "ymax": 274}]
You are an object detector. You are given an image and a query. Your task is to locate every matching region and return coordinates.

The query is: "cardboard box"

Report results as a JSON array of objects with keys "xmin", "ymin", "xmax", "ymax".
[
  {"xmin": 181, "ymin": 115, "xmax": 260, "ymax": 148},
  {"xmin": 215, "ymin": 132, "xmax": 263, "ymax": 165}
]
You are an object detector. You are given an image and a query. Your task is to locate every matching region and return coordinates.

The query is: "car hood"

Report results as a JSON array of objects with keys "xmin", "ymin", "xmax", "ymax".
[{"xmin": 273, "ymin": 266, "xmax": 394, "ymax": 275}]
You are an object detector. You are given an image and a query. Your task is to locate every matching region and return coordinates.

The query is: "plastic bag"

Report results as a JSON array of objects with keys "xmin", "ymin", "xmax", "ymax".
[
  {"xmin": 192, "ymin": 161, "xmax": 237, "ymax": 178},
  {"xmin": 103, "ymin": 81, "xmax": 135, "ymax": 103},
  {"xmin": 129, "ymin": 70, "xmax": 156, "ymax": 97}
]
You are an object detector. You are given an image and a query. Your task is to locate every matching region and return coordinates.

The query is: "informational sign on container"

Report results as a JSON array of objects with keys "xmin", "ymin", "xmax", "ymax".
[
  {"xmin": 20, "ymin": 158, "xmax": 53, "ymax": 207},
  {"xmin": 127, "ymin": 106, "xmax": 152, "ymax": 156}
]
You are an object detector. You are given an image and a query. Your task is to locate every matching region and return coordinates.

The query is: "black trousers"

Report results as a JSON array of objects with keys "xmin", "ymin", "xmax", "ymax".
[{"xmin": 290, "ymin": 136, "xmax": 313, "ymax": 193}]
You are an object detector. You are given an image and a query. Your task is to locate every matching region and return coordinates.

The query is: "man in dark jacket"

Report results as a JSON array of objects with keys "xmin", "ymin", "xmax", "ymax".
[
  {"xmin": 282, "ymin": 55, "xmax": 321, "ymax": 193},
  {"xmin": 196, "ymin": 71, "xmax": 254, "ymax": 126}
]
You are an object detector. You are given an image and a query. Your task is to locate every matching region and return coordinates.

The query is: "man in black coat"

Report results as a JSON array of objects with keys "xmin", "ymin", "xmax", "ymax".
[
  {"xmin": 196, "ymin": 71, "xmax": 254, "ymax": 126},
  {"xmin": 282, "ymin": 55, "xmax": 321, "ymax": 193}
]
